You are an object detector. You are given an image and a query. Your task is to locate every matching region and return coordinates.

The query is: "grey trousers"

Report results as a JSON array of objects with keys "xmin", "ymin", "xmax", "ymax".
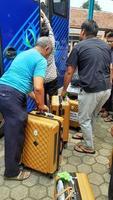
[{"xmin": 78, "ymin": 89, "xmax": 111, "ymax": 149}]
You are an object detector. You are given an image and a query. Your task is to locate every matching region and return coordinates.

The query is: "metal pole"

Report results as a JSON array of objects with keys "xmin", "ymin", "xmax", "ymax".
[{"xmin": 88, "ymin": 0, "xmax": 95, "ymax": 20}]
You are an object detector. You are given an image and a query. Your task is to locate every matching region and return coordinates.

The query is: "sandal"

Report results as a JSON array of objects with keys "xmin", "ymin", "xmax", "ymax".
[
  {"xmin": 74, "ymin": 143, "xmax": 95, "ymax": 154},
  {"xmin": 4, "ymin": 170, "xmax": 31, "ymax": 181},
  {"xmin": 104, "ymin": 115, "xmax": 113, "ymax": 122},
  {"xmin": 72, "ymin": 132, "xmax": 83, "ymax": 140}
]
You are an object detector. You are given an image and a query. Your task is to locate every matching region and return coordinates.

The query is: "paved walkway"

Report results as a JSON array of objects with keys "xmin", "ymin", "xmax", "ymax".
[{"xmin": 0, "ymin": 116, "xmax": 113, "ymax": 200}]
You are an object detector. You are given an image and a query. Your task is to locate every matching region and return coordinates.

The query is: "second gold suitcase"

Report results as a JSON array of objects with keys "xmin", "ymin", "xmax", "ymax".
[
  {"xmin": 21, "ymin": 111, "xmax": 63, "ymax": 176},
  {"xmin": 51, "ymin": 95, "xmax": 70, "ymax": 145}
]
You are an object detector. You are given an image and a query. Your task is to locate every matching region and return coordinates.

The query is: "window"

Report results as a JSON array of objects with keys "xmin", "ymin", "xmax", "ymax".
[{"xmin": 52, "ymin": 0, "xmax": 67, "ymax": 17}]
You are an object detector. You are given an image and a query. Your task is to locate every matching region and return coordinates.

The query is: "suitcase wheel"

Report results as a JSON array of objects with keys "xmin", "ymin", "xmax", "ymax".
[
  {"xmin": 48, "ymin": 173, "xmax": 55, "ymax": 179},
  {"xmin": 63, "ymin": 142, "xmax": 68, "ymax": 149}
]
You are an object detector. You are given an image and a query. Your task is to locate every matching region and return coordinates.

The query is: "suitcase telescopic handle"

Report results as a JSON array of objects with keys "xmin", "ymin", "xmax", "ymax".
[
  {"xmin": 29, "ymin": 110, "xmax": 54, "ymax": 119},
  {"xmin": 36, "ymin": 111, "xmax": 54, "ymax": 119},
  {"xmin": 58, "ymin": 96, "xmax": 65, "ymax": 116},
  {"xmin": 59, "ymin": 95, "xmax": 63, "ymax": 104}
]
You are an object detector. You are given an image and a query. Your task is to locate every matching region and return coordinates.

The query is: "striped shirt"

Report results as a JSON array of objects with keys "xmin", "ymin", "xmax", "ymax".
[{"xmin": 43, "ymin": 17, "xmax": 57, "ymax": 83}]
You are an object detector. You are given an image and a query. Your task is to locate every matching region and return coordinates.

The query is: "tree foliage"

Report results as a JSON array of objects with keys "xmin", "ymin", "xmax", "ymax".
[{"xmin": 82, "ymin": 0, "xmax": 101, "ymax": 11}]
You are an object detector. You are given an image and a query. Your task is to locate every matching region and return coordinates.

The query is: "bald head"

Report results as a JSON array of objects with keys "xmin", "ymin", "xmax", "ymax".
[{"xmin": 35, "ymin": 36, "xmax": 53, "ymax": 58}]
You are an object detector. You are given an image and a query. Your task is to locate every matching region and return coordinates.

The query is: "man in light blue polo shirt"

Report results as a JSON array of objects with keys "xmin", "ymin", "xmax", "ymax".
[{"xmin": 0, "ymin": 36, "xmax": 53, "ymax": 180}]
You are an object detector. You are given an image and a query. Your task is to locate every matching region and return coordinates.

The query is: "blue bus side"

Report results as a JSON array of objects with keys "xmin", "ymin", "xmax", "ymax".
[
  {"xmin": 0, "ymin": 0, "xmax": 40, "ymax": 111},
  {"xmin": 0, "ymin": 0, "xmax": 40, "ymax": 72},
  {"xmin": 51, "ymin": 1, "xmax": 70, "ymax": 87},
  {"xmin": 0, "ymin": 0, "xmax": 70, "ymax": 111},
  {"xmin": 52, "ymin": 16, "xmax": 69, "ymax": 87}
]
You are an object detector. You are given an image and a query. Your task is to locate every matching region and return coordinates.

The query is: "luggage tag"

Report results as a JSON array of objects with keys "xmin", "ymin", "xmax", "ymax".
[{"xmin": 33, "ymin": 129, "xmax": 39, "ymax": 147}]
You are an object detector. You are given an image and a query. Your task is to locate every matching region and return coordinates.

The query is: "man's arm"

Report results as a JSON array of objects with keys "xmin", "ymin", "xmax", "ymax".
[
  {"xmin": 33, "ymin": 77, "xmax": 48, "ymax": 111},
  {"xmin": 41, "ymin": 10, "xmax": 55, "ymax": 44},
  {"xmin": 62, "ymin": 66, "xmax": 76, "ymax": 97},
  {"xmin": 28, "ymin": 91, "xmax": 36, "ymax": 100},
  {"xmin": 62, "ymin": 44, "xmax": 78, "ymax": 96}
]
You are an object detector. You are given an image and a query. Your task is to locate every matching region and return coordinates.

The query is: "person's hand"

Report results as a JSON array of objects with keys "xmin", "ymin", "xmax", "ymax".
[
  {"xmin": 41, "ymin": 10, "xmax": 45, "ymax": 19},
  {"xmin": 38, "ymin": 104, "xmax": 49, "ymax": 112},
  {"xmin": 61, "ymin": 88, "xmax": 67, "ymax": 98}
]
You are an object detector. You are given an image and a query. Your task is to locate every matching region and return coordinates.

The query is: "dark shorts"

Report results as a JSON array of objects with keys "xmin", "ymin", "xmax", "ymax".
[
  {"xmin": 44, "ymin": 78, "xmax": 58, "ymax": 104},
  {"xmin": 44, "ymin": 78, "xmax": 58, "ymax": 96}
]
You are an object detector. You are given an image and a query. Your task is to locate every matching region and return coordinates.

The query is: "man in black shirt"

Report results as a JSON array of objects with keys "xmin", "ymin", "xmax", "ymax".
[{"xmin": 62, "ymin": 20, "xmax": 111, "ymax": 154}]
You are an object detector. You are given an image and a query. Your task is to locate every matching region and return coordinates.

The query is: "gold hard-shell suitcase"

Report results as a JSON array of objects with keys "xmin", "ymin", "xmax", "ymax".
[
  {"xmin": 51, "ymin": 96, "xmax": 70, "ymax": 145},
  {"xmin": 54, "ymin": 173, "xmax": 95, "ymax": 200},
  {"xmin": 21, "ymin": 111, "xmax": 63, "ymax": 176},
  {"xmin": 68, "ymin": 99, "xmax": 80, "ymax": 129}
]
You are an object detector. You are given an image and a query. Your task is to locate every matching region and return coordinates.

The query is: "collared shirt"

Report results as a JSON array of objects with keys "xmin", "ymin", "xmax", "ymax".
[
  {"xmin": 43, "ymin": 17, "xmax": 57, "ymax": 83},
  {"xmin": 0, "ymin": 48, "xmax": 47, "ymax": 94},
  {"xmin": 67, "ymin": 38, "xmax": 112, "ymax": 92}
]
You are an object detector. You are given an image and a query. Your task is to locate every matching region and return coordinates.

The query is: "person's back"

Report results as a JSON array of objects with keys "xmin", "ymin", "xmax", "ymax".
[
  {"xmin": 0, "ymin": 36, "xmax": 53, "ymax": 181},
  {"xmin": 0, "ymin": 48, "xmax": 47, "ymax": 94},
  {"xmin": 74, "ymin": 38, "xmax": 111, "ymax": 92}
]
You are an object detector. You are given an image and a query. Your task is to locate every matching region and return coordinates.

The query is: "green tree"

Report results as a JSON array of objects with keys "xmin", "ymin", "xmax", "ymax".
[{"xmin": 82, "ymin": 0, "xmax": 101, "ymax": 11}]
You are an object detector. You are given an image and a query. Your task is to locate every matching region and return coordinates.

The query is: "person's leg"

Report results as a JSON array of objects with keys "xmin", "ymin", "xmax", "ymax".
[
  {"xmin": 102, "ymin": 97, "xmax": 111, "ymax": 112},
  {"xmin": 4, "ymin": 110, "xmax": 27, "ymax": 177},
  {"xmin": 78, "ymin": 89, "xmax": 111, "ymax": 149},
  {"xmin": 48, "ymin": 78, "xmax": 58, "ymax": 95},
  {"xmin": 111, "ymin": 85, "xmax": 113, "ymax": 117},
  {"xmin": 78, "ymin": 90, "xmax": 97, "ymax": 149},
  {"xmin": 92, "ymin": 89, "xmax": 111, "ymax": 127},
  {"xmin": 104, "ymin": 87, "xmax": 113, "ymax": 122},
  {"xmin": 44, "ymin": 83, "xmax": 48, "ymax": 105},
  {"xmin": 44, "ymin": 78, "xmax": 58, "ymax": 105},
  {"xmin": 101, "ymin": 88, "xmax": 112, "ymax": 118},
  {"xmin": 74, "ymin": 89, "xmax": 110, "ymax": 153},
  {"xmin": 0, "ymin": 85, "xmax": 28, "ymax": 177}
]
